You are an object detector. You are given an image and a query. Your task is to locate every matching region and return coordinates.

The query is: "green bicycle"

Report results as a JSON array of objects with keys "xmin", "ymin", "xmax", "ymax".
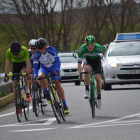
[{"xmin": 80, "ymin": 68, "xmax": 98, "ymax": 118}]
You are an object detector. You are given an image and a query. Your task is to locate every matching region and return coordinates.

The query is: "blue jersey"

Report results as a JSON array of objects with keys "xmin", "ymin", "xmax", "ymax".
[{"xmin": 33, "ymin": 46, "xmax": 60, "ymax": 78}]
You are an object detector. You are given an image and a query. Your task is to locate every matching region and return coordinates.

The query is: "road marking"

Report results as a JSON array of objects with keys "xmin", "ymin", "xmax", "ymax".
[
  {"xmin": 9, "ymin": 128, "xmax": 56, "ymax": 132},
  {"xmin": 0, "ymin": 106, "xmax": 33, "ymax": 118},
  {"xmin": 79, "ymin": 122, "xmax": 140, "ymax": 128},
  {"xmin": 68, "ymin": 113, "xmax": 140, "ymax": 129},
  {"xmin": 0, "ymin": 118, "xmax": 56, "ymax": 127}
]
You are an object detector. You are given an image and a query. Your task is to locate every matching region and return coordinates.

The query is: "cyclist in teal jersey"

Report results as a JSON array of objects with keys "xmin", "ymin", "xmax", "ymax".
[
  {"xmin": 78, "ymin": 35, "xmax": 108, "ymax": 109},
  {"xmin": 4, "ymin": 41, "xmax": 31, "ymax": 114}
]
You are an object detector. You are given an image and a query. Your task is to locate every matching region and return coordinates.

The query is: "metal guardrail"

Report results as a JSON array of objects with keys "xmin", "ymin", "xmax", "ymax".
[
  {"xmin": 0, "ymin": 73, "xmax": 13, "ymax": 97},
  {"xmin": 0, "ymin": 73, "xmax": 12, "ymax": 85}
]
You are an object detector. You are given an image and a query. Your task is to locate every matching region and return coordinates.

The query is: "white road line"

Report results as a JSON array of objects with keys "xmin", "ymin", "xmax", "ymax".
[
  {"xmin": 0, "ymin": 118, "xmax": 56, "ymax": 127},
  {"xmin": 9, "ymin": 128, "xmax": 56, "ymax": 132},
  {"xmin": 79, "ymin": 122, "xmax": 140, "ymax": 128},
  {"xmin": 69, "ymin": 113, "xmax": 140, "ymax": 129},
  {"xmin": 0, "ymin": 106, "xmax": 33, "ymax": 118}
]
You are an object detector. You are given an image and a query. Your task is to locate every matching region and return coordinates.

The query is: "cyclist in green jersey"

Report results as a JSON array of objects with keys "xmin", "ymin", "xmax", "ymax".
[
  {"xmin": 78, "ymin": 35, "xmax": 108, "ymax": 109},
  {"xmin": 4, "ymin": 41, "xmax": 31, "ymax": 113}
]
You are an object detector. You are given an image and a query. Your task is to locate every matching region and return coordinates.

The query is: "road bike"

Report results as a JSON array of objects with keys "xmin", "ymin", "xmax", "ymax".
[
  {"xmin": 38, "ymin": 73, "xmax": 65, "ymax": 123},
  {"xmin": 7, "ymin": 73, "xmax": 30, "ymax": 122},
  {"xmin": 32, "ymin": 80, "xmax": 46, "ymax": 116},
  {"xmin": 80, "ymin": 68, "xmax": 98, "ymax": 118}
]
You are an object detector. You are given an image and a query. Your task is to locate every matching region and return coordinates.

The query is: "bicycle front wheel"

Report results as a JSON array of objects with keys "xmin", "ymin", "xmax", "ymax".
[
  {"xmin": 23, "ymin": 100, "xmax": 29, "ymax": 121},
  {"xmin": 40, "ymin": 89, "xmax": 46, "ymax": 115},
  {"xmin": 32, "ymin": 85, "xmax": 40, "ymax": 117},
  {"xmin": 15, "ymin": 86, "xmax": 22, "ymax": 122},
  {"xmin": 49, "ymin": 86, "xmax": 62, "ymax": 123},
  {"xmin": 89, "ymin": 81, "xmax": 95, "ymax": 118},
  {"xmin": 55, "ymin": 88, "xmax": 65, "ymax": 121}
]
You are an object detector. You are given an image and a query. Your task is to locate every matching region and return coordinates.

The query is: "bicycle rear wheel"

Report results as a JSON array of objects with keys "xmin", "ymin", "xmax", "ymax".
[
  {"xmin": 49, "ymin": 86, "xmax": 62, "ymax": 123},
  {"xmin": 15, "ymin": 86, "xmax": 22, "ymax": 122},
  {"xmin": 23, "ymin": 100, "xmax": 29, "ymax": 121},
  {"xmin": 89, "ymin": 81, "xmax": 95, "ymax": 118}
]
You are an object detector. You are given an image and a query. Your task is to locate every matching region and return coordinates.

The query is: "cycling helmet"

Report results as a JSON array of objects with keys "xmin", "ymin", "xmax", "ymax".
[
  {"xmin": 10, "ymin": 41, "xmax": 21, "ymax": 55},
  {"xmin": 35, "ymin": 38, "xmax": 47, "ymax": 49},
  {"xmin": 28, "ymin": 39, "xmax": 37, "ymax": 46},
  {"xmin": 85, "ymin": 35, "xmax": 95, "ymax": 46}
]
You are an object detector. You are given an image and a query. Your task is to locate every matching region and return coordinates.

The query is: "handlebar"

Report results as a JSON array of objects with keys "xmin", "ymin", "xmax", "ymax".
[
  {"xmin": 80, "ymin": 71, "xmax": 94, "ymax": 79},
  {"xmin": 37, "ymin": 73, "xmax": 56, "ymax": 80}
]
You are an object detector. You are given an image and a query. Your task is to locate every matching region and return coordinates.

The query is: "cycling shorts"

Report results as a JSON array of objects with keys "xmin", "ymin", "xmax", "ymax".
[
  {"xmin": 12, "ymin": 61, "xmax": 26, "ymax": 80},
  {"xmin": 38, "ymin": 66, "xmax": 61, "ymax": 81},
  {"xmin": 83, "ymin": 56, "xmax": 101, "ymax": 74}
]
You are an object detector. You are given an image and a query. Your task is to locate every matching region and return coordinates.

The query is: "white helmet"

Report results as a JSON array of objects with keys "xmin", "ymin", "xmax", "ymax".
[{"xmin": 29, "ymin": 39, "xmax": 37, "ymax": 46}]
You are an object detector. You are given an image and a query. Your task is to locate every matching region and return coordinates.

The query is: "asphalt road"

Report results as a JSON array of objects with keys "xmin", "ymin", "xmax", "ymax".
[{"xmin": 0, "ymin": 83, "xmax": 140, "ymax": 140}]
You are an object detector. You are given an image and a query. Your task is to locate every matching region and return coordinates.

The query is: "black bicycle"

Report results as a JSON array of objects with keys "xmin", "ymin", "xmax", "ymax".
[
  {"xmin": 32, "ymin": 80, "xmax": 46, "ymax": 116},
  {"xmin": 7, "ymin": 73, "xmax": 30, "ymax": 122},
  {"xmin": 38, "ymin": 73, "xmax": 65, "ymax": 123}
]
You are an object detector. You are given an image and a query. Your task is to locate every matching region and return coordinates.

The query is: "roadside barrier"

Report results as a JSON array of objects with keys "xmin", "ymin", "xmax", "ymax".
[{"xmin": 0, "ymin": 73, "xmax": 13, "ymax": 108}]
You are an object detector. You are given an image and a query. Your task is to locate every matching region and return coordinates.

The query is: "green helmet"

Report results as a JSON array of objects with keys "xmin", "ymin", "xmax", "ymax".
[{"xmin": 85, "ymin": 35, "xmax": 95, "ymax": 46}]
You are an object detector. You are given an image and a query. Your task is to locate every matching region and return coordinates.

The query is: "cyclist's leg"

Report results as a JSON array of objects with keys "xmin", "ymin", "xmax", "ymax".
[
  {"xmin": 83, "ymin": 58, "xmax": 92, "ymax": 98},
  {"xmin": 92, "ymin": 56, "xmax": 102, "ymax": 108},
  {"xmin": 38, "ymin": 67, "xmax": 50, "ymax": 104},
  {"xmin": 22, "ymin": 62, "xmax": 31, "ymax": 102},
  {"xmin": 51, "ymin": 70, "xmax": 69, "ymax": 114}
]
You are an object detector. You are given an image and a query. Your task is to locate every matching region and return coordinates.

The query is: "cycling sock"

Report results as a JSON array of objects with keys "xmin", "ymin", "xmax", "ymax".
[
  {"xmin": 44, "ymin": 88, "xmax": 49, "ymax": 95},
  {"xmin": 62, "ymin": 99, "xmax": 67, "ymax": 107},
  {"xmin": 98, "ymin": 94, "xmax": 101, "ymax": 99},
  {"xmin": 25, "ymin": 87, "xmax": 29, "ymax": 93},
  {"xmin": 85, "ymin": 85, "xmax": 89, "ymax": 91}
]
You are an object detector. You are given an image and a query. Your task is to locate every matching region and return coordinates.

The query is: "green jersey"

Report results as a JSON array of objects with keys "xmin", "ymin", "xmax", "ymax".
[
  {"xmin": 78, "ymin": 43, "xmax": 106, "ymax": 63},
  {"xmin": 6, "ymin": 46, "xmax": 29, "ymax": 63}
]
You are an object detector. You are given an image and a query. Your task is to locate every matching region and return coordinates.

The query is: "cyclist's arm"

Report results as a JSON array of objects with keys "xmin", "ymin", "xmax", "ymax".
[
  {"xmin": 24, "ymin": 48, "xmax": 30, "ymax": 73},
  {"xmin": 78, "ymin": 62, "xmax": 82, "ymax": 75},
  {"xmin": 48, "ymin": 47, "xmax": 61, "ymax": 72},
  {"xmin": 25, "ymin": 59, "xmax": 30, "ymax": 73},
  {"xmin": 33, "ymin": 51, "xmax": 41, "ymax": 78},
  {"xmin": 5, "ymin": 61, "xmax": 10, "ymax": 74},
  {"xmin": 96, "ymin": 43, "xmax": 108, "ymax": 52}
]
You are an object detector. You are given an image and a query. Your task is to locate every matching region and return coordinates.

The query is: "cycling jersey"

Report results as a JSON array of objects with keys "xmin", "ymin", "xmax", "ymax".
[
  {"xmin": 33, "ymin": 46, "xmax": 60, "ymax": 78},
  {"xmin": 6, "ymin": 46, "xmax": 29, "ymax": 63},
  {"xmin": 78, "ymin": 43, "xmax": 106, "ymax": 63}
]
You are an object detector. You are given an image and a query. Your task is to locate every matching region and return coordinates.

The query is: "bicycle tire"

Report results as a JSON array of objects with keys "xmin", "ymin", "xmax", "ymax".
[
  {"xmin": 23, "ymin": 101, "xmax": 29, "ymax": 121},
  {"xmin": 89, "ymin": 81, "xmax": 95, "ymax": 118},
  {"xmin": 40, "ymin": 90, "xmax": 46, "ymax": 115},
  {"xmin": 15, "ymin": 86, "xmax": 22, "ymax": 122},
  {"xmin": 49, "ymin": 86, "xmax": 62, "ymax": 123},
  {"xmin": 32, "ymin": 84, "xmax": 40, "ymax": 117},
  {"xmin": 55, "ymin": 87, "xmax": 65, "ymax": 121}
]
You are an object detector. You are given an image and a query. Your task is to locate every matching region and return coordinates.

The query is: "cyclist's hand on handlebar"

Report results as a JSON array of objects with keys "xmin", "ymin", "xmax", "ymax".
[
  {"xmin": 79, "ymin": 73, "xmax": 83, "ymax": 81},
  {"xmin": 26, "ymin": 71, "xmax": 31, "ymax": 80},
  {"xmin": 32, "ymin": 77, "xmax": 37, "ymax": 82},
  {"xmin": 105, "ymin": 44, "xmax": 109, "ymax": 48},
  {"xmin": 54, "ymin": 70, "xmax": 59, "ymax": 75},
  {"xmin": 4, "ymin": 73, "xmax": 9, "ymax": 82}
]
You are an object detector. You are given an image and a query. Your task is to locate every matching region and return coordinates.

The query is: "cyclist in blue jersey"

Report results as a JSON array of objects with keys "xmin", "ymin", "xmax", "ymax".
[{"xmin": 33, "ymin": 38, "xmax": 69, "ymax": 114}]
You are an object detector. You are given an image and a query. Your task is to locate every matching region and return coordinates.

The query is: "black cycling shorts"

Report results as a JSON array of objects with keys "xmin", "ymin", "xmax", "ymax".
[
  {"xmin": 12, "ymin": 61, "xmax": 26, "ymax": 80},
  {"xmin": 83, "ymin": 56, "xmax": 101, "ymax": 74}
]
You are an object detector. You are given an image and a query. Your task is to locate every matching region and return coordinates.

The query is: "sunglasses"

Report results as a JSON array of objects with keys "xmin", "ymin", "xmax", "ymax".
[
  {"xmin": 31, "ymin": 48, "xmax": 36, "ymax": 50},
  {"xmin": 86, "ymin": 43, "xmax": 94, "ymax": 47},
  {"xmin": 37, "ymin": 47, "xmax": 44, "ymax": 50}
]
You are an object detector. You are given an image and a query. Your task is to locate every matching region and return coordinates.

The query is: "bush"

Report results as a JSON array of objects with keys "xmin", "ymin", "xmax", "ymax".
[{"xmin": 0, "ymin": 91, "xmax": 7, "ymax": 97}]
